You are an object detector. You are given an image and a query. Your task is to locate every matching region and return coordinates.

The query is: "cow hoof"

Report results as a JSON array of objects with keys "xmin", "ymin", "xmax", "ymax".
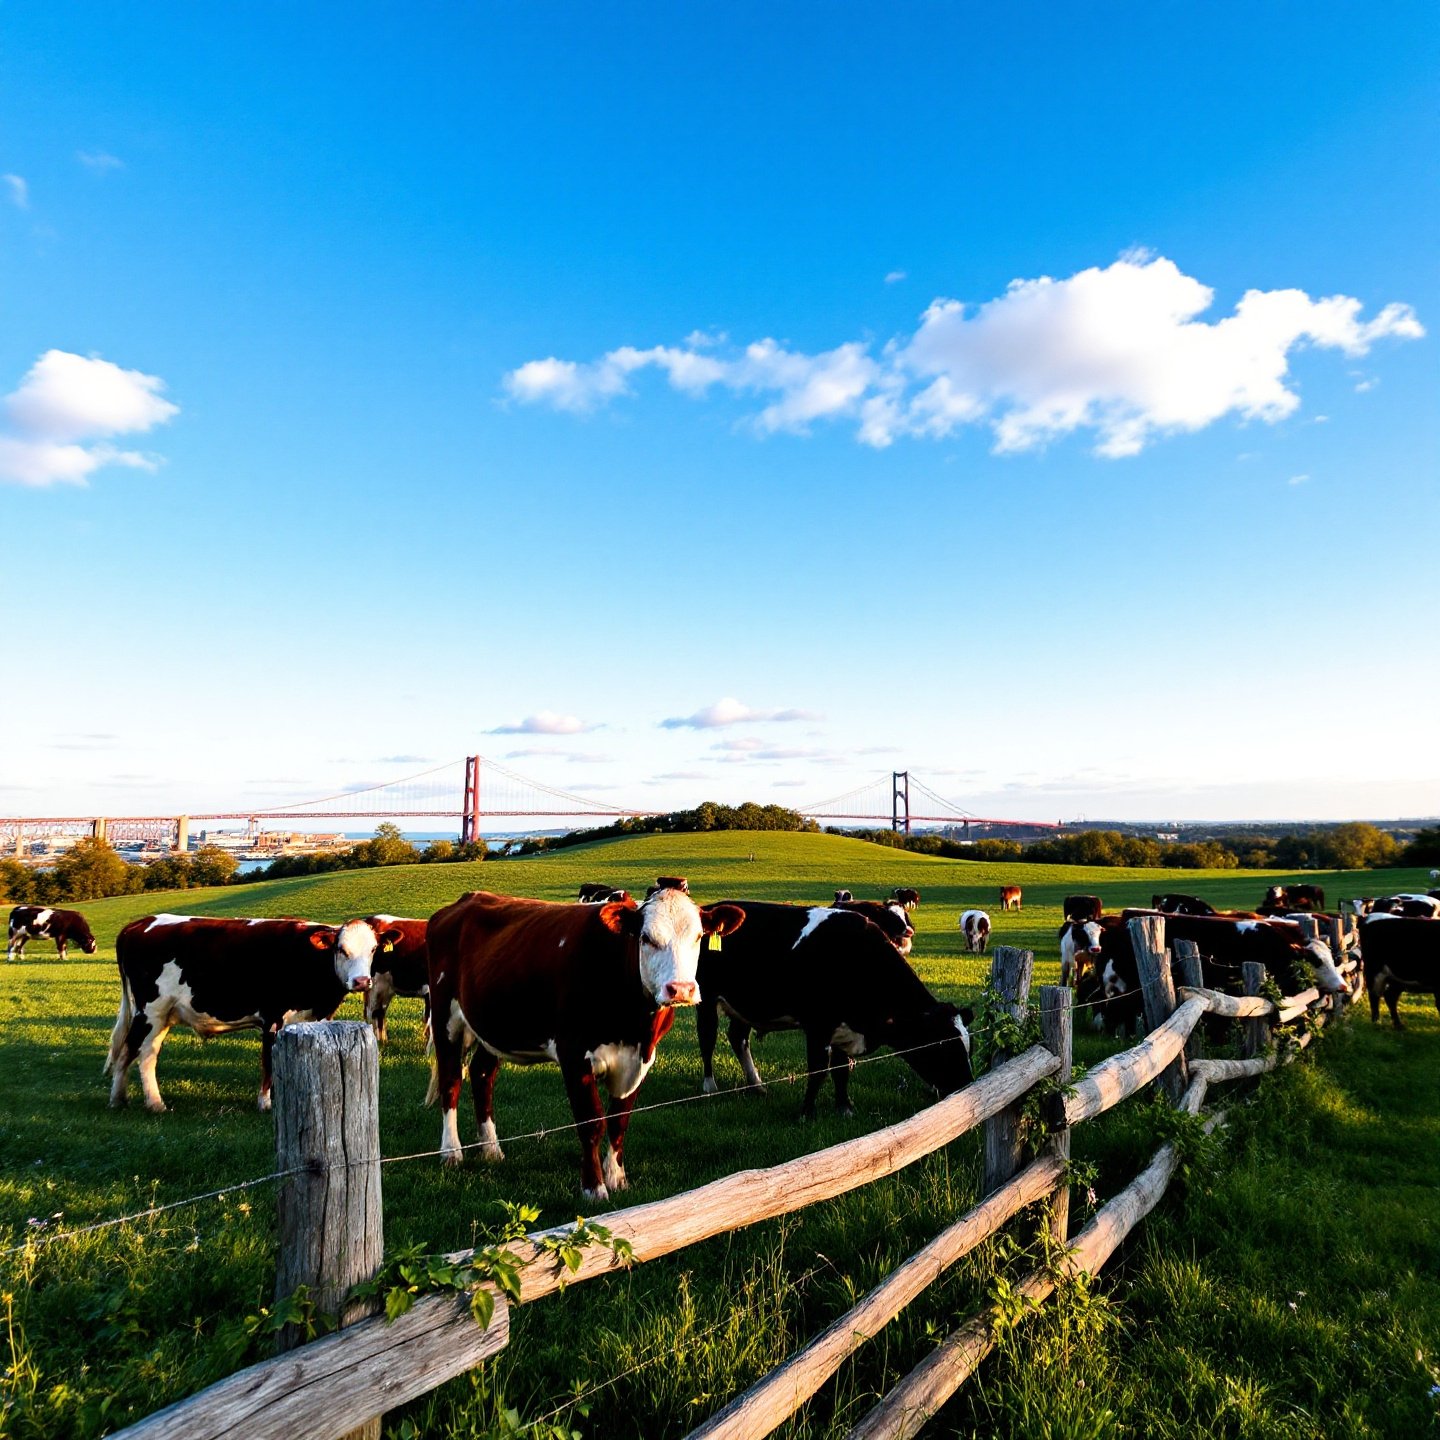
[
  {"xmin": 602, "ymin": 1156, "xmax": 628, "ymax": 1192},
  {"xmin": 257, "ymin": 1094, "xmax": 272, "ymax": 1114},
  {"xmin": 701, "ymin": 1076, "xmax": 718, "ymax": 1095},
  {"xmin": 144, "ymin": 1100, "xmax": 168, "ymax": 1115},
  {"xmin": 480, "ymin": 1144, "xmax": 505, "ymax": 1164},
  {"xmin": 836, "ymin": 1104, "xmax": 856, "ymax": 1119},
  {"xmin": 440, "ymin": 1150, "xmax": 465, "ymax": 1168},
  {"xmin": 109, "ymin": 1095, "xmax": 127, "ymax": 1109},
  {"xmin": 582, "ymin": 1184, "xmax": 610, "ymax": 1203}
]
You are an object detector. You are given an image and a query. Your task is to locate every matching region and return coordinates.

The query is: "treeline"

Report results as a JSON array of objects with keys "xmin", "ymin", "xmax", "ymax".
[
  {"xmin": 846, "ymin": 821, "xmax": 1428, "ymax": 871},
  {"xmin": 502, "ymin": 801, "xmax": 818, "ymax": 857}
]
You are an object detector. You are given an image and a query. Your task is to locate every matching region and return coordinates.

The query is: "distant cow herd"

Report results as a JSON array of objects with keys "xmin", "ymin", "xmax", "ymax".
[{"xmin": 6, "ymin": 873, "xmax": 1438, "ymax": 1199}]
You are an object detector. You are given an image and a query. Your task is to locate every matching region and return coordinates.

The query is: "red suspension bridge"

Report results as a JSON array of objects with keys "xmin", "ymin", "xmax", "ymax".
[{"xmin": 0, "ymin": 756, "xmax": 1062, "ymax": 854}]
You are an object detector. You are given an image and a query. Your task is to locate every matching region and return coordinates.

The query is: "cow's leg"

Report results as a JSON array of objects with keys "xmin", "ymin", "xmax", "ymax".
[
  {"xmin": 431, "ymin": 999, "xmax": 475, "ymax": 1166},
  {"xmin": 134, "ymin": 1017, "xmax": 172, "ymax": 1113},
  {"xmin": 727, "ymin": 1018, "xmax": 765, "ymax": 1092},
  {"xmin": 258, "ymin": 1025, "xmax": 278, "ymax": 1112},
  {"xmin": 603, "ymin": 1091, "xmax": 637, "ymax": 1193},
  {"xmin": 1385, "ymin": 983, "xmax": 1404, "ymax": 1029},
  {"xmin": 365, "ymin": 972, "xmax": 395, "ymax": 1044},
  {"xmin": 110, "ymin": 1009, "xmax": 151, "ymax": 1107},
  {"xmin": 8, "ymin": 934, "xmax": 25, "ymax": 962},
  {"xmin": 800, "ymin": 1030, "xmax": 831, "ymax": 1119},
  {"xmin": 696, "ymin": 996, "xmax": 720, "ymax": 1094},
  {"xmin": 56, "ymin": 940, "xmax": 67, "ymax": 963},
  {"xmin": 468, "ymin": 1044, "xmax": 504, "ymax": 1162},
  {"xmin": 560, "ymin": 1059, "xmax": 609, "ymax": 1200},
  {"xmin": 1368, "ymin": 974, "xmax": 1382, "ymax": 1024},
  {"xmin": 829, "ymin": 1048, "xmax": 856, "ymax": 1117}
]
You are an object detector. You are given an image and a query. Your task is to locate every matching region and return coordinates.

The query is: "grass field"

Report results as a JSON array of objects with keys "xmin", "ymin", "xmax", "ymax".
[{"xmin": 2, "ymin": 831, "xmax": 1437, "ymax": 1438}]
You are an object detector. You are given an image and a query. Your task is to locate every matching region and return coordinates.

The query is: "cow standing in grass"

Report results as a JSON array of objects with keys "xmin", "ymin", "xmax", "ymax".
[
  {"xmin": 7, "ymin": 906, "xmax": 97, "ymax": 962},
  {"xmin": 362, "ymin": 914, "xmax": 430, "ymax": 1043}
]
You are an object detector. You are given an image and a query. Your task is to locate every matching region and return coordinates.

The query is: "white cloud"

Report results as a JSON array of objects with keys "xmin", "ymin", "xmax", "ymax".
[
  {"xmin": 503, "ymin": 254, "xmax": 1423, "ymax": 457},
  {"xmin": 503, "ymin": 747, "xmax": 614, "ymax": 763},
  {"xmin": 486, "ymin": 711, "xmax": 598, "ymax": 735},
  {"xmin": 1354, "ymin": 377, "xmax": 1378, "ymax": 393},
  {"xmin": 660, "ymin": 697, "xmax": 823, "ymax": 730},
  {"xmin": 884, "ymin": 270, "xmax": 907, "ymax": 285},
  {"xmin": 77, "ymin": 150, "xmax": 124, "ymax": 173},
  {"xmin": 1288, "ymin": 474, "xmax": 1310, "ymax": 486},
  {"xmin": 0, "ymin": 350, "xmax": 179, "ymax": 487},
  {"xmin": 3, "ymin": 174, "xmax": 29, "ymax": 209}
]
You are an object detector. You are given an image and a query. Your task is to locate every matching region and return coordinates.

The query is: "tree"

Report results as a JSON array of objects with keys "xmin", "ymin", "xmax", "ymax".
[
  {"xmin": 357, "ymin": 822, "xmax": 421, "ymax": 868},
  {"xmin": 420, "ymin": 839, "xmax": 455, "ymax": 863},
  {"xmin": 143, "ymin": 855, "xmax": 193, "ymax": 891},
  {"xmin": 51, "ymin": 837, "xmax": 135, "ymax": 901},
  {"xmin": 0, "ymin": 859, "xmax": 35, "ymax": 904},
  {"xmin": 190, "ymin": 844, "xmax": 239, "ymax": 887},
  {"xmin": 1316, "ymin": 822, "xmax": 1399, "ymax": 871},
  {"xmin": 1401, "ymin": 826, "xmax": 1440, "ymax": 866}
]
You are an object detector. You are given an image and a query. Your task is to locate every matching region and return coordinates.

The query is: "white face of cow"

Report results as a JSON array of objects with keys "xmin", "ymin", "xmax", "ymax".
[
  {"xmin": 1077, "ymin": 920, "xmax": 1103, "ymax": 955},
  {"xmin": 1303, "ymin": 939, "xmax": 1347, "ymax": 993},
  {"xmin": 636, "ymin": 889, "xmax": 704, "ymax": 1008},
  {"xmin": 331, "ymin": 920, "xmax": 381, "ymax": 993}
]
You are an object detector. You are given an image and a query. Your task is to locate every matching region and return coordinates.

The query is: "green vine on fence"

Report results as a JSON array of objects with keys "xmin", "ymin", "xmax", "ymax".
[{"xmin": 971, "ymin": 975, "xmax": 1042, "ymax": 1074}]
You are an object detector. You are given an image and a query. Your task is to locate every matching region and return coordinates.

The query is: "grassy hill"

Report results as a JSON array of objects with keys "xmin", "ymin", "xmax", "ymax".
[{"xmin": 2, "ymin": 831, "xmax": 1436, "ymax": 1437}]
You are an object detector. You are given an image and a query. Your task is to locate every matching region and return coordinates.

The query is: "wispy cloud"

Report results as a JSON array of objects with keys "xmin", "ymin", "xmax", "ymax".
[
  {"xmin": 2, "ymin": 174, "xmax": 29, "ymax": 210},
  {"xmin": 487, "ymin": 711, "xmax": 599, "ymax": 735},
  {"xmin": 503, "ymin": 253, "xmax": 1423, "ymax": 457},
  {"xmin": 660, "ymin": 697, "xmax": 822, "ymax": 730},
  {"xmin": 503, "ymin": 747, "xmax": 614, "ymax": 764},
  {"xmin": 884, "ymin": 270, "xmax": 907, "ymax": 285},
  {"xmin": 378, "ymin": 754, "xmax": 432, "ymax": 764},
  {"xmin": 77, "ymin": 150, "xmax": 124, "ymax": 173},
  {"xmin": 0, "ymin": 349, "xmax": 179, "ymax": 487},
  {"xmin": 1288, "ymin": 474, "xmax": 1310, "ymax": 486}
]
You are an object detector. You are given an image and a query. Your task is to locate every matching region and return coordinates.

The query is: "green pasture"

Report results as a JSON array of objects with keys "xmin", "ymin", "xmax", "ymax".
[{"xmin": 1, "ymin": 831, "xmax": 1437, "ymax": 1438}]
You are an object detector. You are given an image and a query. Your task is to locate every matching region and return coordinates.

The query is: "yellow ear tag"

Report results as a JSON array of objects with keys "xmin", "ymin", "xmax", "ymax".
[
  {"xmin": 383, "ymin": 941, "xmax": 395, "ymax": 953},
  {"xmin": 709, "ymin": 933, "xmax": 722, "ymax": 951}
]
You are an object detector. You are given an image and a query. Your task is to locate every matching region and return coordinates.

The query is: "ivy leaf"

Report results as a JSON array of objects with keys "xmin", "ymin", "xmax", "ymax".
[
  {"xmin": 385, "ymin": 1288, "xmax": 415, "ymax": 1323},
  {"xmin": 470, "ymin": 1287, "xmax": 495, "ymax": 1331}
]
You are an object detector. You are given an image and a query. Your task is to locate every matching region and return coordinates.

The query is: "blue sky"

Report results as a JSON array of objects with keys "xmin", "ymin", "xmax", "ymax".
[{"xmin": 3, "ymin": 2, "xmax": 1437, "ymax": 824}]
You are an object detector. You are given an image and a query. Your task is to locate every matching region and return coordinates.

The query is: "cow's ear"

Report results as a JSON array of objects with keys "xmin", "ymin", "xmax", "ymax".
[
  {"xmin": 597, "ymin": 901, "xmax": 637, "ymax": 936},
  {"xmin": 308, "ymin": 928, "xmax": 333, "ymax": 952},
  {"xmin": 959, "ymin": 1006, "xmax": 975, "ymax": 1026},
  {"xmin": 700, "ymin": 903, "xmax": 746, "ymax": 937},
  {"xmin": 377, "ymin": 926, "xmax": 404, "ymax": 950}
]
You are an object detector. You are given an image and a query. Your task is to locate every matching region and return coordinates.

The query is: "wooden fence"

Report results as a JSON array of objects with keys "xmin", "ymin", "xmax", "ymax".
[{"xmin": 110, "ymin": 917, "xmax": 1362, "ymax": 1440}]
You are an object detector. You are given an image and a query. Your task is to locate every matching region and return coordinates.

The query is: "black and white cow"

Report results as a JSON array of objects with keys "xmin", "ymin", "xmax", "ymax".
[
  {"xmin": 106, "ymin": 914, "xmax": 401, "ymax": 1112},
  {"xmin": 695, "ymin": 902, "xmax": 974, "ymax": 1117},
  {"xmin": 577, "ymin": 884, "xmax": 630, "ymax": 904},
  {"xmin": 891, "ymin": 888, "xmax": 921, "ymax": 911},
  {"xmin": 1368, "ymin": 894, "xmax": 1440, "ymax": 920},
  {"xmin": 1358, "ymin": 915, "xmax": 1440, "ymax": 1027},
  {"xmin": 7, "ymin": 905, "xmax": 98, "ymax": 962},
  {"xmin": 832, "ymin": 899, "xmax": 915, "ymax": 953},
  {"xmin": 959, "ymin": 909, "xmax": 991, "ymax": 954},
  {"xmin": 644, "ymin": 876, "xmax": 690, "ymax": 899},
  {"xmin": 1150, "ymin": 894, "xmax": 1216, "ymax": 916},
  {"xmin": 833, "ymin": 889, "xmax": 854, "ymax": 904},
  {"xmin": 1063, "ymin": 894, "xmax": 1102, "ymax": 923}
]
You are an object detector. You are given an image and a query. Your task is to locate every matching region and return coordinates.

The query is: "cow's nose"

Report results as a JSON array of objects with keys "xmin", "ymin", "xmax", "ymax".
[
  {"xmin": 663, "ymin": 979, "xmax": 698, "ymax": 1006},
  {"xmin": 352, "ymin": 975, "xmax": 372, "ymax": 992}
]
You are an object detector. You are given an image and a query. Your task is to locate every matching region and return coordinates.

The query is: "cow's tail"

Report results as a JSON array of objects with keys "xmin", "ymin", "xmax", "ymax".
[{"xmin": 104, "ymin": 972, "xmax": 133, "ymax": 1074}]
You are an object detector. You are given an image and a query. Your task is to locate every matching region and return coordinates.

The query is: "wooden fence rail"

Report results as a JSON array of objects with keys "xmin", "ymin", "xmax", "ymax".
[{"xmin": 110, "ymin": 916, "xmax": 1353, "ymax": 1440}]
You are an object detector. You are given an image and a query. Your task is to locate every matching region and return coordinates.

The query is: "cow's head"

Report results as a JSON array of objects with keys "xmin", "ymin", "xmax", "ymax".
[
  {"xmin": 895, "ymin": 1004, "xmax": 975, "ymax": 1095},
  {"xmin": 881, "ymin": 902, "xmax": 915, "ymax": 954},
  {"xmin": 834, "ymin": 889, "xmax": 854, "ymax": 904},
  {"xmin": 76, "ymin": 919, "xmax": 99, "ymax": 955},
  {"xmin": 1265, "ymin": 886, "xmax": 1285, "ymax": 904},
  {"xmin": 1301, "ymin": 938, "xmax": 1347, "ymax": 993},
  {"xmin": 309, "ymin": 919, "xmax": 401, "ymax": 993},
  {"xmin": 599, "ymin": 891, "xmax": 744, "ymax": 1008}
]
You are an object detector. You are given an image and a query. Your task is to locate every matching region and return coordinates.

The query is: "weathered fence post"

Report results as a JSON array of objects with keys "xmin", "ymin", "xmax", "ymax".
[
  {"xmin": 1037, "ymin": 985, "xmax": 1073, "ymax": 1244},
  {"xmin": 1241, "ymin": 961, "xmax": 1267, "ymax": 1061},
  {"xmin": 274, "ymin": 1021, "xmax": 384, "ymax": 1440},
  {"xmin": 1128, "ymin": 915, "xmax": 1184, "ymax": 1103},
  {"xmin": 1172, "ymin": 939, "xmax": 1205, "ymax": 1063},
  {"xmin": 1291, "ymin": 914, "xmax": 1319, "ymax": 943},
  {"xmin": 981, "ymin": 945, "xmax": 1034, "ymax": 1198}
]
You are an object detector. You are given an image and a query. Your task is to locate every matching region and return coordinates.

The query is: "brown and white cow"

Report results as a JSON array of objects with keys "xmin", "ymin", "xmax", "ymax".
[
  {"xmin": 999, "ymin": 885, "xmax": 1022, "ymax": 912},
  {"xmin": 1063, "ymin": 894, "xmax": 1102, "ymax": 923},
  {"xmin": 106, "ymin": 914, "xmax": 399, "ymax": 1113},
  {"xmin": 959, "ymin": 909, "xmax": 991, "ymax": 954},
  {"xmin": 362, "ymin": 914, "xmax": 430, "ymax": 1043},
  {"xmin": 425, "ymin": 888, "xmax": 744, "ymax": 1200},
  {"xmin": 891, "ymin": 887, "xmax": 921, "ymax": 911},
  {"xmin": 7, "ymin": 905, "xmax": 98, "ymax": 962},
  {"xmin": 833, "ymin": 899, "xmax": 914, "ymax": 953},
  {"xmin": 833, "ymin": 889, "xmax": 854, "ymax": 904},
  {"xmin": 1151, "ymin": 894, "xmax": 1216, "ymax": 916},
  {"xmin": 1261, "ymin": 884, "xmax": 1325, "ymax": 913}
]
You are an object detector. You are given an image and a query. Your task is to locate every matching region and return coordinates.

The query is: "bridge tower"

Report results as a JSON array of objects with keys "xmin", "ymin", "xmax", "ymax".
[
  {"xmin": 460, "ymin": 756, "xmax": 482, "ymax": 845},
  {"xmin": 892, "ymin": 771, "xmax": 911, "ymax": 835}
]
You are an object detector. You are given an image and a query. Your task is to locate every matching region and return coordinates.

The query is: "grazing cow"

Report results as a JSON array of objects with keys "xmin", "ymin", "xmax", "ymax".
[
  {"xmin": 833, "ymin": 889, "xmax": 854, "ymax": 904},
  {"xmin": 1151, "ymin": 894, "xmax": 1216, "ymax": 916},
  {"xmin": 999, "ymin": 886, "xmax": 1022, "ymax": 912},
  {"xmin": 1077, "ymin": 919, "xmax": 1145, "ymax": 1037},
  {"xmin": 644, "ymin": 876, "xmax": 690, "ymax": 899},
  {"xmin": 1359, "ymin": 916, "xmax": 1440, "ymax": 1027},
  {"xmin": 1063, "ymin": 894, "xmax": 1102, "ymax": 923},
  {"xmin": 7, "ymin": 905, "xmax": 98, "ymax": 962},
  {"xmin": 891, "ymin": 888, "xmax": 921, "ymax": 911},
  {"xmin": 362, "ymin": 914, "xmax": 430, "ymax": 1043},
  {"xmin": 1369, "ymin": 894, "xmax": 1440, "ymax": 920},
  {"xmin": 959, "ymin": 909, "xmax": 991, "ymax": 954},
  {"xmin": 426, "ymin": 889, "xmax": 744, "ymax": 1199},
  {"xmin": 107, "ymin": 914, "xmax": 399, "ymax": 1113},
  {"xmin": 693, "ymin": 902, "xmax": 973, "ymax": 1117},
  {"xmin": 1059, "ymin": 917, "xmax": 1104, "ymax": 987},
  {"xmin": 577, "ymin": 884, "xmax": 630, "ymax": 904},
  {"xmin": 1261, "ymin": 884, "xmax": 1326, "ymax": 913},
  {"xmin": 833, "ymin": 899, "xmax": 914, "ymax": 954}
]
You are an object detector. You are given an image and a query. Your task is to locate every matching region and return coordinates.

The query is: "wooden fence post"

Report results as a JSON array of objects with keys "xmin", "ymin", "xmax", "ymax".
[
  {"xmin": 1291, "ymin": 914, "xmax": 1319, "ymax": 943},
  {"xmin": 1128, "ymin": 915, "xmax": 1184, "ymax": 1103},
  {"xmin": 1172, "ymin": 940, "xmax": 1204, "ymax": 1063},
  {"xmin": 1037, "ymin": 986, "xmax": 1073, "ymax": 1245},
  {"xmin": 1241, "ymin": 961, "xmax": 1267, "ymax": 1061},
  {"xmin": 274, "ymin": 1021, "xmax": 384, "ymax": 1440},
  {"xmin": 981, "ymin": 946, "xmax": 1034, "ymax": 1198}
]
